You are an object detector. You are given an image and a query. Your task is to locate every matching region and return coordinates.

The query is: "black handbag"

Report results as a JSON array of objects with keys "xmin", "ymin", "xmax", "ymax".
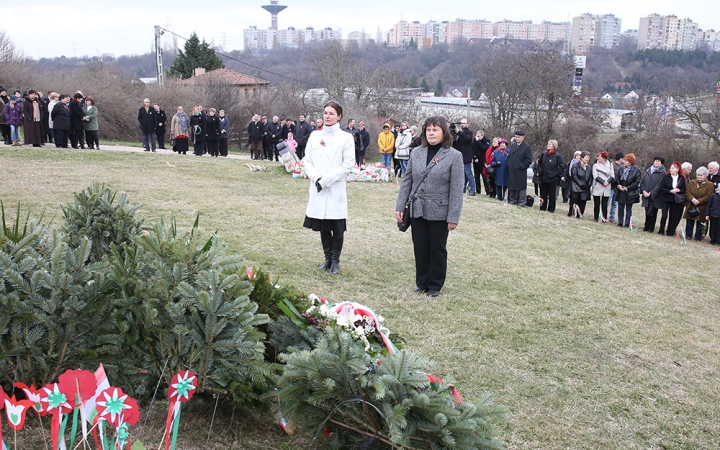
[
  {"xmin": 687, "ymin": 206, "xmax": 700, "ymax": 217},
  {"xmin": 486, "ymin": 165, "xmax": 496, "ymax": 176},
  {"xmin": 674, "ymin": 193, "xmax": 685, "ymax": 204}
]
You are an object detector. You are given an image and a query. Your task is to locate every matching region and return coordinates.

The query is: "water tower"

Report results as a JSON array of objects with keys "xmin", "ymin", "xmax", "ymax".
[{"xmin": 262, "ymin": 0, "xmax": 287, "ymax": 30}]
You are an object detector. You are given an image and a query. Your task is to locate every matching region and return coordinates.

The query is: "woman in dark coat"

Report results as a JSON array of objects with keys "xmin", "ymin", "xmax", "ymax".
[
  {"xmin": 472, "ymin": 130, "xmax": 490, "ymax": 195},
  {"xmin": 22, "ymin": 90, "xmax": 44, "ymax": 147},
  {"xmin": 657, "ymin": 161, "xmax": 687, "ymax": 236},
  {"xmin": 570, "ymin": 151, "xmax": 592, "ymax": 218},
  {"xmin": 205, "ymin": 108, "xmax": 221, "ymax": 157},
  {"xmin": 190, "ymin": 107, "xmax": 206, "ymax": 156},
  {"xmin": 615, "ymin": 153, "xmax": 641, "ymax": 227},
  {"xmin": 51, "ymin": 95, "xmax": 71, "ymax": 148},
  {"xmin": 69, "ymin": 93, "xmax": 86, "ymax": 148},
  {"xmin": 218, "ymin": 110, "xmax": 230, "ymax": 157}
]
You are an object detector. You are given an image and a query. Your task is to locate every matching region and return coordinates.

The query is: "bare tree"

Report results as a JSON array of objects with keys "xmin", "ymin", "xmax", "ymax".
[
  {"xmin": 671, "ymin": 82, "xmax": 720, "ymax": 149},
  {"xmin": 0, "ymin": 29, "xmax": 20, "ymax": 62},
  {"xmin": 307, "ymin": 40, "xmax": 353, "ymax": 101},
  {"xmin": 473, "ymin": 47, "xmax": 523, "ymax": 133}
]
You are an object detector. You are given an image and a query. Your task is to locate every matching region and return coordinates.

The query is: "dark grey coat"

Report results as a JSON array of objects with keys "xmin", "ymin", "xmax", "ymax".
[
  {"xmin": 640, "ymin": 165, "xmax": 665, "ymax": 209},
  {"xmin": 396, "ymin": 146, "xmax": 464, "ymax": 224},
  {"xmin": 507, "ymin": 141, "xmax": 532, "ymax": 190}
]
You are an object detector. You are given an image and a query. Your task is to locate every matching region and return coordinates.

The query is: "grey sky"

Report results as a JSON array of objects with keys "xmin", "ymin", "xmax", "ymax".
[{"xmin": 2, "ymin": 0, "xmax": 717, "ymax": 58}]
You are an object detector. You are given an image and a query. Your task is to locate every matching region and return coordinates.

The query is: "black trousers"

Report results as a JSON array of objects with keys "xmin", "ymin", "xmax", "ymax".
[
  {"xmin": 539, "ymin": 181, "xmax": 558, "ymax": 212},
  {"xmin": 473, "ymin": 161, "xmax": 485, "ymax": 195},
  {"xmin": 219, "ymin": 138, "xmax": 228, "ymax": 157},
  {"xmin": 659, "ymin": 201, "xmax": 683, "ymax": 235},
  {"xmin": 85, "ymin": 130, "xmax": 99, "ymax": 149},
  {"xmin": 411, "ymin": 218, "xmax": 450, "ymax": 292},
  {"xmin": 263, "ymin": 141, "xmax": 273, "ymax": 160},
  {"xmin": 70, "ymin": 128, "xmax": 85, "ymax": 148},
  {"xmin": 54, "ymin": 129, "xmax": 69, "ymax": 148},
  {"xmin": 571, "ymin": 192, "xmax": 587, "ymax": 217},
  {"xmin": 709, "ymin": 217, "xmax": 720, "ymax": 243},
  {"xmin": 297, "ymin": 143, "xmax": 306, "ymax": 161},
  {"xmin": 593, "ymin": 195, "xmax": 609, "ymax": 221},
  {"xmin": 0, "ymin": 124, "xmax": 9, "ymax": 143},
  {"xmin": 643, "ymin": 206, "xmax": 658, "ymax": 231},
  {"xmin": 156, "ymin": 131, "xmax": 165, "ymax": 149},
  {"xmin": 207, "ymin": 140, "xmax": 219, "ymax": 157}
]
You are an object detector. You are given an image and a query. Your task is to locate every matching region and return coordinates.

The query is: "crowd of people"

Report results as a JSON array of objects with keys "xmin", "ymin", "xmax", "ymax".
[
  {"xmin": 1, "ymin": 86, "xmax": 99, "ymax": 149},
  {"xmin": 246, "ymin": 114, "xmax": 371, "ymax": 167},
  {"xmin": 138, "ymin": 100, "xmax": 230, "ymax": 157}
]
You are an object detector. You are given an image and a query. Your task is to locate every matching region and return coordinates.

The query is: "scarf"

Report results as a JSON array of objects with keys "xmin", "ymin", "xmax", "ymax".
[
  {"xmin": 620, "ymin": 166, "xmax": 630, "ymax": 181},
  {"xmin": 651, "ymin": 165, "xmax": 664, "ymax": 174},
  {"xmin": 176, "ymin": 112, "xmax": 190, "ymax": 132},
  {"xmin": 546, "ymin": 149, "xmax": 556, "ymax": 156},
  {"xmin": 33, "ymin": 101, "xmax": 41, "ymax": 121}
]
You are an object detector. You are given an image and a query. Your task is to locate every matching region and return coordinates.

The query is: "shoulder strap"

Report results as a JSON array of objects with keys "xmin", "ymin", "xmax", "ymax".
[{"xmin": 408, "ymin": 154, "xmax": 443, "ymax": 202}]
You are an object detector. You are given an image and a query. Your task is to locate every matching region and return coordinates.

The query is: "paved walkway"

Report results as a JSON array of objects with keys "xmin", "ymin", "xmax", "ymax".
[{"xmin": 87, "ymin": 144, "xmax": 256, "ymax": 160}]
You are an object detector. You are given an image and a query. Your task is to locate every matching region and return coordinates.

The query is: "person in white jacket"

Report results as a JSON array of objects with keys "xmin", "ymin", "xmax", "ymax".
[
  {"xmin": 395, "ymin": 122, "xmax": 412, "ymax": 176},
  {"xmin": 302, "ymin": 100, "xmax": 356, "ymax": 275}
]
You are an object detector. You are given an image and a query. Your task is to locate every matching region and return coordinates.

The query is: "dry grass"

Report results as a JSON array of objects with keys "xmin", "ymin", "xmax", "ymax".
[{"xmin": 1, "ymin": 146, "xmax": 719, "ymax": 449}]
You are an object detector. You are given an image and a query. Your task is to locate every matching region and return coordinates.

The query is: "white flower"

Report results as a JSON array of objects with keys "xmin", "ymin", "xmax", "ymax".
[
  {"xmin": 305, "ymin": 305, "xmax": 317, "ymax": 314},
  {"xmin": 318, "ymin": 303, "xmax": 330, "ymax": 317},
  {"xmin": 360, "ymin": 335, "xmax": 371, "ymax": 352},
  {"xmin": 335, "ymin": 315, "xmax": 349, "ymax": 327}
]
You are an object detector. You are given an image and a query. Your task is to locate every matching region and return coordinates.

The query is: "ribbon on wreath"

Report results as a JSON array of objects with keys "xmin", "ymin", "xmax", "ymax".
[
  {"xmin": 629, "ymin": 216, "xmax": 638, "ymax": 233},
  {"xmin": 677, "ymin": 226, "xmax": 687, "ymax": 245},
  {"xmin": 165, "ymin": 371, "xmax": 197, "ymax": 450}
]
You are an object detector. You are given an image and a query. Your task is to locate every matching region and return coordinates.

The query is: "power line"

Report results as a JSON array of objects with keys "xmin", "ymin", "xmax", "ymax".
[{"xmin": 158, "ymin": 27, "xmax": 310, "ymax": 86}]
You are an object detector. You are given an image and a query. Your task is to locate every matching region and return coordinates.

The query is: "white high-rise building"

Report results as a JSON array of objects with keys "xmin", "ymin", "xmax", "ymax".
[
  {"xmin": 571, "ymin": 13, "xmax": 598, "ymax": 53},
  {"xmin": 637, "ymin": 14, "xmax": 698, "ymax": 50},
  {"xmin": 597, "ymin": 14, "xmax": 622, "ymax": 48}
]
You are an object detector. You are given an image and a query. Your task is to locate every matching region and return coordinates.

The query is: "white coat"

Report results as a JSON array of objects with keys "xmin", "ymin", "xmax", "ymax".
[
  {"xmin": 591, "ymin": 161, "xmax": 614, "ymax": 197},
  {"xmin": 303, "ymin": 123, "xmax": 355, "ymax": 220}
]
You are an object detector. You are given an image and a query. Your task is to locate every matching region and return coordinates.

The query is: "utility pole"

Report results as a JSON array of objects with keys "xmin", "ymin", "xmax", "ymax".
[{"xmin": 155, "ymin": 25, "xmax": 164, "ymax": 87}]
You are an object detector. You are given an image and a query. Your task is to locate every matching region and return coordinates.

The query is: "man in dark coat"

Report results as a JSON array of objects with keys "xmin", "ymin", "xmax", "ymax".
[
  {"xmin": 39, "ymin": 91, "xmax": 52, "ymax": 143},
  {"xmin": 51, "ymin": 95, "xmax": 71, "ymax": 148},
  {"xmin": 341, "ymin": 118, "xmax": 362, "ymax": 167},
  {"xmin": 154, "ymin": 104, "xmax": 167, "ymax": 149},
  {"xmin": 137, "ymin": 98, "xmax": 158, "ymax": 152},
  {"xmin": 358, "ymin": 121, "xmax": 370, "ymax": 168},
  {"xmin": 640, "ymin": 156, "xmax": 666, "ymax": 232},
  {"xmin": 69, "ymin": 93, "xmax": 86, "ymax": 148},
  {"xmin": 453, "ymin": 118, "xmax": 475, "ymax": 195},
  {"xmin": 294, "ymin": 114, "xmax": 312, "ymax": 160},
  {"xmin": 265, "ymin": 115, "xmax": 282, "ymax": 162},
  {"xmin": 261, "ymin": 116, "xmax": 271, "ymax": 160},
  {"xmin": 247, "ymin": 114, "xmax": 264, "ymax": 160},
  {"xmin": 507, "ymin": 130, "xmax": 532, "ymax": 206}
]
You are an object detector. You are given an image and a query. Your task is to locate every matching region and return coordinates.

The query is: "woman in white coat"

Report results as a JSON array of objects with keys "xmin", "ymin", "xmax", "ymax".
[
  {"xmin": 591, "ymin": 151, "xmax": 614, "ymax": 222},
  {"xmin": 302, "ymin": 101, "xmax": 356, "ymax": 274}
]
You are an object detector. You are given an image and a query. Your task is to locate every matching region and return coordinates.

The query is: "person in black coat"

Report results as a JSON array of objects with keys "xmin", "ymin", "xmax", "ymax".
[
  {"xmin": 359, "ymin": 121, "xmax": 370, "ymax": 168},
  {"xmin": 570, "ymin": 151, "xmax": 592, "ymax": 218},
  {"xmin": 453, "ymin": 119, "xmax": 475, "ymax": 195},
  {"xmin": 537, "ymin": 139, "xmax": 565, "ymax": 213},
  {"xmin": 39, "ymin": 91, "xmax": 52, "ymax": 143},
  {"xmin": 657, "ymin": 161, "xmax": 687, "ymax": 236},
  {"xmin": 51, "ymin": 95, "xmax": 71, "ymax": 148},
  {"xmin": 265, "ymin": 116, "xmax": 282, "ymax": 162},
  {"xmin": 294, "ymin": 114, "xmax": 312, "ymax": 160},
  {"xmin": 69, "ymin": 93, "xmax": 86, "ymax": 148},
  {"xmin": 247, "ymin": 115, "xmax": 264, "ymax": 160},
  {"xmin": 507, "ymin": 130, "xmax": 533, "ymax": 206},
  {"xmin": 205, "ymin": 108, "xmax": 221, "ymax": 157},
  {"xmin": 137, "ymin": 98, "xmax": 158, "ymax": 152},
  {"xmin": 154, "ymin": 104, "xmax": 167, "ymax": 149},
  {"xmin": 190, "ymin": 106, "xmax": 205, "ymax": 156},
  {"xmin": 705, "ymin": 185, "xmax": 720, "ymax": 245},
  {"xmin": 472, "ymin": 130, "xmax": 491, "ymax": 196},
  {"xmin": 615, "ymin": 153, "xmax": 642, "ymax": 227},
  {"xmin": 639, "ymin": 156, "xmax": 666, "ymax": 232}
]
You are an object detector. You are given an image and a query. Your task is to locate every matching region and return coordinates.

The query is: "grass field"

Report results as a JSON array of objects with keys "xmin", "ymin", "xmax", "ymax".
[{"xmin": 1, "ymin": 146, "xmax": 719, "ymax": 449}]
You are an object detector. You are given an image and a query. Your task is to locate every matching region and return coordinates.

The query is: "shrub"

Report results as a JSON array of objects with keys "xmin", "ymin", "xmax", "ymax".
[
  {"xmin": 108, "ymin": 216, "xmax": 273, "ymax": 402},
  {"xmin": 61, "ymin": 183, "xmax": 143, "ymax": 263}
]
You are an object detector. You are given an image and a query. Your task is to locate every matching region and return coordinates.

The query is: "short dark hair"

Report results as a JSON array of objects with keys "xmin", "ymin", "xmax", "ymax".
[
  {"xmin": 653, "ymin": 156, "xmax": 665, "ymax": 164},
  {"xmin": 59, "ymin": 94, "xmax": 68, "ymax": 100},
  {"xmin": 324, "ymin": 100, "xmax": 343, "ymax": 119},
  {"xmin": 421, "ymin": 116, "xmax": 453, "ymax": 148},
  {"xmin": 73, "ymin": 93, "xmax": 83, "ymax": 99}
]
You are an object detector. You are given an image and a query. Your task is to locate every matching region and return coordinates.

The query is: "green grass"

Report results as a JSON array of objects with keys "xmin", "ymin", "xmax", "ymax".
[{"xmin": 1, "ymin": 146, "xmax": 719, "ymax": 449}]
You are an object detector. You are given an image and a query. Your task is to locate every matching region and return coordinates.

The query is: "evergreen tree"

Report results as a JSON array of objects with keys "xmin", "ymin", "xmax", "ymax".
[
  {"xmin": 435, "ymin": 78, "xmax": 444, "ymax": 96},
  {"xmin": 409, "ymin": 74, "xmax": 419, "ymax": 88},
  {"xmin": 167, "ymin": 32, "xmax": 224, "ymax": 79},
  {"xmin": 420, "ymin": 78, "xmax": 430, "ymax": 92}
]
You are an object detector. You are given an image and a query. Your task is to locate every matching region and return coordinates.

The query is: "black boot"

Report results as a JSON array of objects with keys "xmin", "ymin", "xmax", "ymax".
[
  {"xmin": 329, "ymin": 232, "xmax": 343, "ymax": 275},
  {"xmin": 317, "ymin": 232, "xmax": 332, "ymax": 271}
]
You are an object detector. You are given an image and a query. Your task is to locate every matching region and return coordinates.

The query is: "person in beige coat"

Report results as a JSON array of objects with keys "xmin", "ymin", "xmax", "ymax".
[
  {"xmin": 684, "ymin": 166, "xmax": 714, "ymax": 241},
  {"xmin": 591, "ymin": 151, "xmax": 614, "ymax": 222}
]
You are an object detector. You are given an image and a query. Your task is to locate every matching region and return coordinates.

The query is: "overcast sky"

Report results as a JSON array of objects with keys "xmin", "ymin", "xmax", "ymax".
[{"xmin": 2, "ymin": 0, "xmax": 717, "ymax": 58}]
